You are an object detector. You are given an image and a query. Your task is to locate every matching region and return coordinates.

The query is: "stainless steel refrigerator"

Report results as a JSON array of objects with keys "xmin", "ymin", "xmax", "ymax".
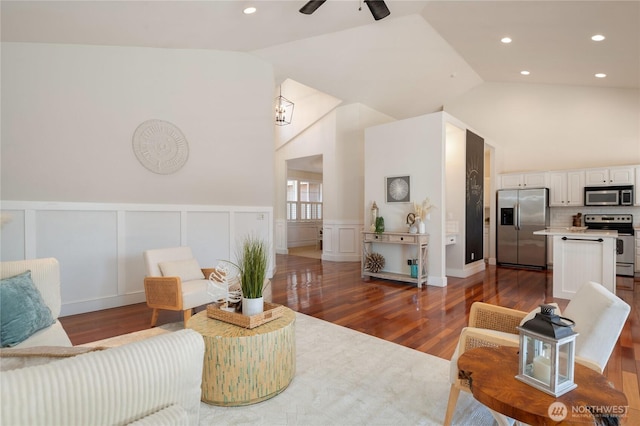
[{"xmin": 497, "ymin": 188, "xmax": 549, "ymax": 268}]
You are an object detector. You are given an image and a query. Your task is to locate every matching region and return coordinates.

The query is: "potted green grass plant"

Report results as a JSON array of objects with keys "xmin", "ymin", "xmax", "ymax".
[{"xmin": 235, "ymin": 234, "xmax": 269, "ymax": 316}]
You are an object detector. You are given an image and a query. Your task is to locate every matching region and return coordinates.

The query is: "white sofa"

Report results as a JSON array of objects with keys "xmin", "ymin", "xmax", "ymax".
[
  {"xmin": 1, "ymin": 257, "xmax": 206, "ymax": 425},
  {"xmin": 1, "ymin": 257, "xmax": 72, "ymax": 348},
  {"xmin": 1, "ymin": 329, "xmax": 205, "ymax": 425}
]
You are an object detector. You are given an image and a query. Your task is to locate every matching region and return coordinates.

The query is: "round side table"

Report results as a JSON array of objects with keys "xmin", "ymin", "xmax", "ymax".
[{"xmin": 187, "ymin": 307, "xmax": 296, "ymax": 406}]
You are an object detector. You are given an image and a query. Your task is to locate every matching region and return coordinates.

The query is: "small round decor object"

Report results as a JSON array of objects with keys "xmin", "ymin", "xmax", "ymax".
[
  {"xmin": 132, "ymin": 119, "xmax": 189, "ymax": 174},
  {"xmin": 365, "ymin": 253, "xmax": 385, "ymax": 273}
]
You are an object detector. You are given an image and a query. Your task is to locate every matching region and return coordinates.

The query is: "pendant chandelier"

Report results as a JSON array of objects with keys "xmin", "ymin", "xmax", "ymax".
[{"xmin": 275, "ymin": 85, "xmax": 294, "ymax": 126}]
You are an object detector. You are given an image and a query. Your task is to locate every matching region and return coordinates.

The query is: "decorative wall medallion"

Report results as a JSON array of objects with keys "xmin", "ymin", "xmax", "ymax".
[{"xmin": 132, "ymin": 119, "xmax": 189, "ymax": 174}]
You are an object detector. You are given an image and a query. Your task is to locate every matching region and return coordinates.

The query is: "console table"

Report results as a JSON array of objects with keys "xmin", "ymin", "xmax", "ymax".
[{"xmin": 361, "ymin": 231, "xmax": 429, "ymax": 288}]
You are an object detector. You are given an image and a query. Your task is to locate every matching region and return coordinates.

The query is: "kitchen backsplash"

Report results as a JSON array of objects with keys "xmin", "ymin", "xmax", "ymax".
[{"xmin": 550, "ymin": 206, "xmax": 640, "ymax": 228}]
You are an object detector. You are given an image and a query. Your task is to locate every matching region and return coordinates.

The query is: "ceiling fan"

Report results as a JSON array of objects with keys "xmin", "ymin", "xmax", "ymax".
[{"xmin": 299, "ymin": 0, "xmax": 391, "ymax": 21}]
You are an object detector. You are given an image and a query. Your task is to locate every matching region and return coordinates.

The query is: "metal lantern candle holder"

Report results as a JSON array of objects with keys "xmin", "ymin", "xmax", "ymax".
[{"xmin": 516, "ymin": 304, "xmax": 578, "ymax": 397}]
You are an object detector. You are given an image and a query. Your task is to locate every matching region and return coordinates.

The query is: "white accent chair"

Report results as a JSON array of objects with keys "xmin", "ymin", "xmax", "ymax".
[
  {"xmin": 443, "ymin": 281, "xmax": 631, "ymax": 426},
  {"xmin": 143, "ymin": 246, "xmax": 220, "ymax": 327},
  {"xmin": 0, "ymin": 258, "xmax": 72, "ymax": 348},
  {"xmin": 144, "ymin": 246, "xmax": 274, "ymax": 327}
]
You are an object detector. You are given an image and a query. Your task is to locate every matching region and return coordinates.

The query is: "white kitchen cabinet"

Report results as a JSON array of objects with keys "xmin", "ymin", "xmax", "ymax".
[
  {"xmin": 636, "ymin": 166, "xmax": 640, "ymax": 206},
  {"xmin": 542, "ymin": 232, "xmax": 617, "ymax": 299},
  {"xmin": 636, "ymin": 232, "xmax": 640, "ymax": 274},
  {"xmin": 499, "ymin": 172, "xmax": 548, "ymax": 189},
  {"xmin": 548, "ymin": 170, "xmax": 585, "ymax": 207},
  {"xmin": 585, "ymin": 167, "xmax": 635, "ymax": 186}
]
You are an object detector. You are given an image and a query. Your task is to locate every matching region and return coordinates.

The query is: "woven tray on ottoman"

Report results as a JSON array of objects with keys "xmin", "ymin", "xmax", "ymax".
[{"xmin": 206, "ymin": 302, "xmax": 285, "ymax": 329}]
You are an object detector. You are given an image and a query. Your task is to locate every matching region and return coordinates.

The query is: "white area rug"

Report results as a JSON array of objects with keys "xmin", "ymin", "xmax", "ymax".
[
  {"xmin": 85, "ymin": 313, "xmax": 492, "ymax": 425},
  {"xmin": 196, "ymin": 313, "xmax": 493, "ymax": 426}
]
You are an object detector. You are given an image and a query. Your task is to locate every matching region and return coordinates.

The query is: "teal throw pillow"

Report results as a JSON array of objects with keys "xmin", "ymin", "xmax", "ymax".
[{"xmin": 1, "ymin": 270, "xmax": 55, "ymax": 347}]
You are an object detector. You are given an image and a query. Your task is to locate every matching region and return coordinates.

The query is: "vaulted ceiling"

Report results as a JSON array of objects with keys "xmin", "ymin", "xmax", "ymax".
[{"xmin": 2, "ymin": 1, "xmax": 638, "ymax": 120}]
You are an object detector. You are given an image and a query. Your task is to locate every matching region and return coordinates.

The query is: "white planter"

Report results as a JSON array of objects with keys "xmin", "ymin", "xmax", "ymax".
[{"xmin": 242, "ymin": 297, "xmax": 264, "ymax": 316}]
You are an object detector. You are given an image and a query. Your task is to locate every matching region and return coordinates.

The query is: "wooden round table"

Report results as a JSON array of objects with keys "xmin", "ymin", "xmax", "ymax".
[
  {"xmin": 187, "ymin": 307, "xmax": 296, "ymax": 406},
  {"xmin": 458, "ymin": 346, "xmax": 628, "ymax": 425}
]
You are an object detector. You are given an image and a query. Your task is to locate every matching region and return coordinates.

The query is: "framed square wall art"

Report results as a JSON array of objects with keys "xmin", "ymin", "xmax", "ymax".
[{"xmin": 385, "ymin": 175, "xmax": 411, "ymax": 203}]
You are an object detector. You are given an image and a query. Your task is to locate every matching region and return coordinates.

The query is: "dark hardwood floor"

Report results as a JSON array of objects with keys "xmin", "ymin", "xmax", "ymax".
[{"xmin": 60, "ymin": 253, "xmax": 640, "ymax": 421}]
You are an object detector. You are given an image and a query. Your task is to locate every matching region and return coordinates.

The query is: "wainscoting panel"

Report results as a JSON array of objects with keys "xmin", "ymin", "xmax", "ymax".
[
  {"xmin": 1, "ymin": 209, "xmax": 25, "ymax": 261},
  {"xmin": 0, "ymin": 201, "xmax": 273, "ymax": 316},
  {"xmin": 185, "ymin": 211, "xmax": 231, "ymax": 267},
  {"xmin": 37, "ymin": 210, "xmax": 119, "ymax": 304},
  {"xmin": 234, "ymin": 211, "xmax": 271, "ymax": 249},
  {"xmin": 322, "ymin": 220, "xmax": 361, "ymax": 262},
  {"xmin": 124, "ymin": 211, "xmax": 182, "ymax": 297},
  {"xmin": 275, "ymin": 219, "xmax": 287, "ymax": 254},
  {"xmin": 338, "ymin": 227, "xmax": 357, "ymax": 254}
]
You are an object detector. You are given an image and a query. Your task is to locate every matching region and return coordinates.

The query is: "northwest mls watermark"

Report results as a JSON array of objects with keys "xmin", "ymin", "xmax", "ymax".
[{"xmin": 548, "ymin": 401, "xmax": 628, "ymax": 422}]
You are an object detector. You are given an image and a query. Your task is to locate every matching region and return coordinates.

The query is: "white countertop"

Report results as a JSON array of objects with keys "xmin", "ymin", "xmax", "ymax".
[{"xmin": 533, "ymin": 228, "xmax": 618, "ymax": 238}]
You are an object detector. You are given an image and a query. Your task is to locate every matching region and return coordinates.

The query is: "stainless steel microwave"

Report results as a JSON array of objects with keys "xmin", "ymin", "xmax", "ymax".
[{"xmin": 584, "ymin": 185, "xmax": 634, "ymax": 206}]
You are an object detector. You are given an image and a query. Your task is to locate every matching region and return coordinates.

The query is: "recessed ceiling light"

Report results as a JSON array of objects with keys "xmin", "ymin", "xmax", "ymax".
[
  {"xmin": 595, "ymin": 73, "xmax": 607, "ymax": 78},
  {"xmin": 520, "ymin": 70, "xmax": 530, "ymax": 76},
  {"xmin": 243, "ymin": 6, "xmax": 257, "ymax": 14},
  {"xmin": 591, "ymin": 34, "xmax": 605, "ymax": 41},
  {"xmin": 501, "ymin": 37, "xmax": 512, "ymax": 44}
]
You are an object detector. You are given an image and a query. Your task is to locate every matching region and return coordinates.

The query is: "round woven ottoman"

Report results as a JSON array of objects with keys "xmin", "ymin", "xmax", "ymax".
[{"xmin": 187, "ymin": 307, "xmax": 296, "ymax": 406}]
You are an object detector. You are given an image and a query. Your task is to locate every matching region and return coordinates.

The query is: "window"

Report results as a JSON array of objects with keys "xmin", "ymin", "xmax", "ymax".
[{"xmin": 287, "ymin": 179, "xmax": 322, "ymax": 221}]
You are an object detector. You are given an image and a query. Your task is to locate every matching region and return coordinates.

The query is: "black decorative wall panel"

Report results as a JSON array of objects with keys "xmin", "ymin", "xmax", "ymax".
[{"xmin": 465, "ymin": 130, "xmax": 484, "ymax": 264}]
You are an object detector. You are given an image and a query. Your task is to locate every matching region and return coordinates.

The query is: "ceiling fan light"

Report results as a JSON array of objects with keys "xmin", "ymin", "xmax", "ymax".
[
  {"xmin": 299, "ymin": 0, "xmax": 327, "ymax": 15},
  {"xmin": 364, "ymin": 0, "xmax": 390, "ymax": 20}
]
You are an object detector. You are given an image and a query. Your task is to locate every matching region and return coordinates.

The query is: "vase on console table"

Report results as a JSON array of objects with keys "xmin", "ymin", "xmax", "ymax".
[{"xmin": 416, "ymin": 217, "xmax": 426, "ymax": 234}]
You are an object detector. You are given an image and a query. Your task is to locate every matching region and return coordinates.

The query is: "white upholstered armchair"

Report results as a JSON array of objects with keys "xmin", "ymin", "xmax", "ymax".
[
  {"xmin": 143, "ymin": 246, "xmax": 274, "ymax": 327},
  {"xmin": 444, "ymin": 281, "xmax": 631, "ymax": 426},
  {"xmin": 143, "ymin": 246, "xmax": 220, "ymax": 327}
]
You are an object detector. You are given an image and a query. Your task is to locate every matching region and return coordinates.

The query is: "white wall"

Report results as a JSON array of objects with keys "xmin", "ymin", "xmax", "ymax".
[
  {"xmin": 365, "ymin": 111, "xmax": 492, "ymax": 284},
  {"xmin": 333, "ymin": 103, "xmax": 395, "ymax": 221},
  {"xmin": 275, "ymin": 102, "xmax": 393, "ymax": 261},
  {"xmin": 1, "ymin": 42, "xmax": 275, "ymax": 206},
  {"xmin": 445, "ymin": 82, "xmax": 640, "ymax": 173},
  {"xmin": 365, "ymin": 112, "xmax": 447, "ymax": 285},
  {"xmin": 275, "ymin": 78, "xmax": 342, "ymax": 150},
  {"xmin": 445, "ymin": 123, "xmax": 467, "ymax": 274},
  {"xmin": 275, "ymin": 111, "xmax": 335, "ymax": 253},
  {"xmin": 1, "ymin": 42, "xmax": 277, "ymax": 315}
]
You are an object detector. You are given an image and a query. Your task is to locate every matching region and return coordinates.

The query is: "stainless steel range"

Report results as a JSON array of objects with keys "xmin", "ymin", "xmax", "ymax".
[{"xmin": 584, "ymin": 214, "xmax": 634, "ymax": 277}]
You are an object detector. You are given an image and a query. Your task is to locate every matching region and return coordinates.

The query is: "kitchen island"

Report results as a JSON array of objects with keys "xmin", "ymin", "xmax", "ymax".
[{"xmin": 533, "ymin": 228, "xmax": 617, "ymax": 299}]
